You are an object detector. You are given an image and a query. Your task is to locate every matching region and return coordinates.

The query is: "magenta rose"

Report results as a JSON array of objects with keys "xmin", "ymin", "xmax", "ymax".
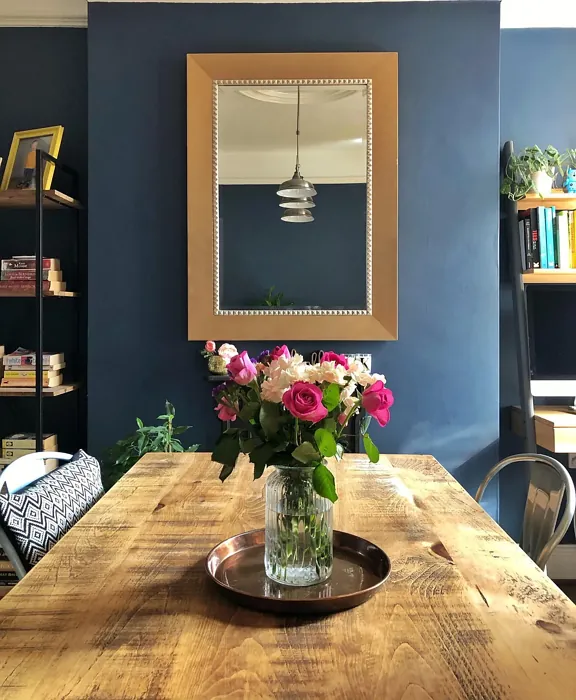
[
  {"xmin": 283, "ymin": 382, "xmax": 328, "ymax": 424},
  {"xmin": 321, "ymin": 351, "xmax": 349, "ymax": 370},
  {"xmin": 215, "ymin": 403, "xmax": 236, "ymax": 421},
  {"xmin": 270, "ymin": 345, "xmax": 291, "ymax": 361},
  {"xmin": 361, "ymin": 381, "xmax": 394, "ymax": 427},
  {"xmin": 227, "ymin": 351, "xmax": 257, "ymax": 385}
]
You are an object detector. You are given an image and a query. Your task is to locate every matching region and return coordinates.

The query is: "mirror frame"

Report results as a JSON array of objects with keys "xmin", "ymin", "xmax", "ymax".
[{"xmin": 187, "ymin": 53, "xmax": 398, "ymax": 341}]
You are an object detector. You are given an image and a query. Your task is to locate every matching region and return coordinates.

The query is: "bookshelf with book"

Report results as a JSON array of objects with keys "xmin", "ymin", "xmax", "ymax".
[
  {"xmin": 503, "ymin": 141, "xmax": 576, "ymax": 456},
  {"xmin": 0, "ymin": 151, "xmax": 85, "ymax": 455}
]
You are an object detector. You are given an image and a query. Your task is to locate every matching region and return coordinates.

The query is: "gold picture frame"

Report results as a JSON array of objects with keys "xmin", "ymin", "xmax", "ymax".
[
  {"xmin": 0, "ymin": 126, "xmax": 64, "ymax": 191},
  {"xmin": 187, "ymin": 53, "xmax": 398, "ymax": 341}
]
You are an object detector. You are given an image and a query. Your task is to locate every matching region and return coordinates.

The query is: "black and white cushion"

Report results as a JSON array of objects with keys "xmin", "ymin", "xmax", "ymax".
[{"xmin": 0, "ymin": 450, "xmax": 103, "ymax": 569}]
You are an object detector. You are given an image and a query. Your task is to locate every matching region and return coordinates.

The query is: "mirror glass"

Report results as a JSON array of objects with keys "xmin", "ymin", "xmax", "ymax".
[{"xmin": 216, "ymin": 81, "xmax": 370, "ymax": 314}]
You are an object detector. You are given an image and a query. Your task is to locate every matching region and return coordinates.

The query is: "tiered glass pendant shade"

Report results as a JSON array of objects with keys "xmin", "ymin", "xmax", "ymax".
[{"xmin": 278, "ymin": 86, "xmax": 316, "ymax": 222}]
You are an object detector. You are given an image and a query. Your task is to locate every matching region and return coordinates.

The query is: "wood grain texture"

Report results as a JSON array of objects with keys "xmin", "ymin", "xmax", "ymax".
[
  {"xmin": 186, "ymin": 53, "xmax": 398, "ymax": 341},
  {"xmin": 0, "ymin": 453, "xmax": 575, "ymax": 699},
  {"xmin": 511, "ymin": 405, "xmax": 576, "ymax": 453}
]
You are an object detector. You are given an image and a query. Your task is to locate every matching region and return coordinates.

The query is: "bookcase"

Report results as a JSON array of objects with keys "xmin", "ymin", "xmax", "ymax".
[
  {"xmin": 504, "ymin": 141, "xmax": 576, "ymax": 455},
  {"xmin": 0, "ymin": 151, "xmax": 85, "ymax": 453}
]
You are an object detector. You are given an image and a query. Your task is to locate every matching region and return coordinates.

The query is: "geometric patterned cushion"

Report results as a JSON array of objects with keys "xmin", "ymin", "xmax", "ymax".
[{"xmin": 0, "ymin": 450, "xmax": 103, "ymax": 569}]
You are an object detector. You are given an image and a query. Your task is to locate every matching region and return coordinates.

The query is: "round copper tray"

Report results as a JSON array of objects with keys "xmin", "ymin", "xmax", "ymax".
[{"xmin": 205, "ymin": 529, "xmax": 391, "ymax": 614}]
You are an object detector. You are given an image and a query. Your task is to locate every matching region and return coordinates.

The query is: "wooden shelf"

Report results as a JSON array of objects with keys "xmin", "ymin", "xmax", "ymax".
[
  {"xmin": 0, "ymin": 383, "xmax": 79, "ymax": 397},
  {"xmin": 522, "ymin": 269, "xmax": 576, "ymax": 284},
  {"xmin": 517, "ymin": 190, "xmax": 576, "ymax": 211},
  {"xmin": 0, "ymin": 189, "xmax": 82, "ymax": 210},
  {"xmin": 0, "ymin": 290, "xmax": 78, "ymax": 297},
  {"xmin": 511, "ymin": 405, "xmax": 576, "ymax": 453}
]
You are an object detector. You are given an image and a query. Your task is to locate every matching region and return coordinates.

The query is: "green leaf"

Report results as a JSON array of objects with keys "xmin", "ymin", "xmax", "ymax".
[
  {"xmin": 239, "ymin": 402, "xmax": 260, "ymax": 422},
  {"xmin": 212, "ymin": 432, "xmax": 240, "ymax": 467},
  {"xmin": 322, "ymin": 384, "xmax": 341, "ymax": 412},
  {"xmin": 322, "ymin": 417, "xmax": 337, "ymax": 433},
  {"xmin": 157, "ymin": 415, "xmax": 170, "ymax": 421},
  {"xmin": 249, "ymin": 442, "xmax": 277, "ymax": 476},
  {"xmin": 165, "ymin": 401, "xmax": 175, "ymax": 417},
  {"xmin": 219, "ymin": 463, "xmax": 235, "ymax": 482},
  {"xmin": 172, "ymin": 425, "xmax": 190, "ymax": 435},
  {"xmin": 363, "ymin": 433, "xmax": 380, "ymax": 464},
  {"xmin": 360, "ymin": 414, "xmax": 372, "ymax": 435},
  {"xmin": 253, "ymin": 463, "xmax": 266, "ymax": 480},
  {"xmin": 314, "ymin": 428, "xmax": 337, "ymax": 458},
  {"xmin": 170, "ymin": 441, "xmax": 184, "ymax": 452},
  {"xmin": 239, "ymin": 435, "xmax": 263, "ymax": 454},
  {"xmin": 259, "ymin": 401, "xmax": 281, "ymax": 439},
  {"xmin": 292, "ymin": 441, "xmax": 321, "ymax": 464},
  {"xmin": 136, "ymin": 417, "xmax": 144, "ymax": 429},
  {"xmin": 313, "ymin": 464, "xmax": 338, "ymax": 503}
]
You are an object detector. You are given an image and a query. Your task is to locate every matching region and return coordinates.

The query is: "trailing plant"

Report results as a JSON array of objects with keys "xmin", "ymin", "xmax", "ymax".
[
  {"xmin": 103, "ymin": 401, "xmax": 199, "ymax": 489},
  {"xmin": 501, "ymin": 145, "xmax": 566, "ymax": 201}
]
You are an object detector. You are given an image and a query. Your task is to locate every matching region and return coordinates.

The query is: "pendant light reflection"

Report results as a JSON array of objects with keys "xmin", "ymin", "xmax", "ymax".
[
  {"xmin": 281, "ymin": 208, "xmax": 314, "ymax": 223},
  {"xmin": 278, "ymin": 85, "xmax": 316, "ymax": 222}
]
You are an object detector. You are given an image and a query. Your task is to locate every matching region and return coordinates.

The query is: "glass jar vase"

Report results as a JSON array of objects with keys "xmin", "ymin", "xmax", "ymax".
[{"xmin": 264, "ymin": 466, "xmax": 333, "ymax": 586}]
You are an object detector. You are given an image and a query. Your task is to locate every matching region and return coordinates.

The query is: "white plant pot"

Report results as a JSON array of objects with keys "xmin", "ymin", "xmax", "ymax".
[{"xmin": 531, "ymin": 170, "xmax": 554, "ymax": 197}]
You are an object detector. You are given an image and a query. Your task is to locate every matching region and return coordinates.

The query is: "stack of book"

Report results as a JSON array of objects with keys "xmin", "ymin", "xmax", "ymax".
[
  {"xmin": 0, "ymin": 433, "xmax": 58, "ymax": 471},
  {"xmin": 1, "ymin": 348, "xmax": 65, "ymax": 389},
  {"xmin": 519, "ymin": 207, "xmax": 576, "ymax": 270},
  {"xmin": 0, "ymin": 257, "xmax": 66, "ymax": 296}
]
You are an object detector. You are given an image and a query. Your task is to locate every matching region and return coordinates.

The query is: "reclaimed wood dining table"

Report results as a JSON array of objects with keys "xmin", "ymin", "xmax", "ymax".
[{"xmin": 0, "ymin": 452, "xmax": 575, "ymax": 699}]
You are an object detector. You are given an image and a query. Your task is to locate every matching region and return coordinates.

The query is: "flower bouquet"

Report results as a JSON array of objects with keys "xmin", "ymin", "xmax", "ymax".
[
  {"xmin": 211, "ymin": 345, "xmax": 394, "ymax": 586},
  {"xmin": 201, "ymin": 341, "xmax": 238, "ymax": 375}
]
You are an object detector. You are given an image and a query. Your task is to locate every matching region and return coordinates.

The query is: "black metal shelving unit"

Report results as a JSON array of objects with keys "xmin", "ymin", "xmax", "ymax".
[{"xmin": 0, "ymin": 150, "xmax": 85, "ymax": 453}]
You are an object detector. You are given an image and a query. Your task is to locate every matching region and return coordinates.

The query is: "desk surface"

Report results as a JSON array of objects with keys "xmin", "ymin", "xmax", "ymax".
[{"xmin": 0, "ymin": 452, "xmax": 575, "ymax": 699}]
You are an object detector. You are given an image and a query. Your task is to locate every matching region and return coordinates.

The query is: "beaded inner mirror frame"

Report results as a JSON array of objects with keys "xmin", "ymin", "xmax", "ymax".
[{"xmin": 187, "ymin": 53, "xmax": 398, "ymax": 341}]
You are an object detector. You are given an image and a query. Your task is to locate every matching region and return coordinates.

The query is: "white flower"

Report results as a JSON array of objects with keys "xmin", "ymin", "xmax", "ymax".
[
  {"xmin": 341, "ymin": 381, "xmax": 358, "ymax": 409},
  {"xmin": 312, "ymin": 361, "xmax": 348, "ymax": 386},
  {"xmin": 261, "ymin": 377, "xmax": 288, "ymax": 403},
  {"xmin": 349, "ymin": 359, "xmax": 386, "ymax": 387},
  {"xmin": 218, "ymin": 343, "xmax": 238, "ymax": 364}
]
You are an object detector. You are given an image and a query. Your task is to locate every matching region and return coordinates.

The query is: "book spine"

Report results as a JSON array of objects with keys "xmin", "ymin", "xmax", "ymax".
[
  {"xmin": 524, "ymin": 216, "xmax": 533, "ymax": 269},
  {"xmin": 518, "ymin": 218, "xmax": 527, "ymax": 271},
  {"xmin": 3, "ymin": 370, "xmax": 58, "ymax": 379},
  {"xmin": 1, "ymin": 377, "xmax": 62, "ymax": 387},
  {"xmin": 537, "ymin": 207, "xmax": 548, "ymax": 269},
  {"xmin": 0, "ymin": 270, "xmax": 61, "ymax": 281},
  {"xmin": 557, "ymin": 211, "xmax": 571, "ymax": 269},
  {"xmin": 2, "ymin": 439, "xmax": 57, "ymax": 450},
  {"xmin": 3, "ymin": 355, "xmax": 61, "ymax": 367},
  {"xmin": 1, "ymin": 259, "xmax": 58, "ymax": 271},
  {"xmin": 545, "ymin": 207, "xmax": 556, "ymax": 268},
  {"xmin": 530, "ymin": 209, "xmax": 540, "ymax": 268},
  {"xmin": 570, "ymin": 212, "xmax": 576, "ymax": 269}
]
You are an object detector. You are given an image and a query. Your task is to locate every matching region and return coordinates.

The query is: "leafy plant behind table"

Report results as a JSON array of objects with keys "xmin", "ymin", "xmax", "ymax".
[
  {"xmin": 211, "ymin": 347, "xmax": 394, "ymax": 502},
  {"xmin": 259, "ymin": 286, "xmax": 294, "ymax": 307},
  {"xmin": 501, "ymin": 145, "xmax": 566, "ymax": 201},
  {"xmin": 103, "ymin": 401, "xmax": 199, "ymax": 489}
]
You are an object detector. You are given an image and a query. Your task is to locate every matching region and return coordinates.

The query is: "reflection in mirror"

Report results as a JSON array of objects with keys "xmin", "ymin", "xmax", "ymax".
[{"xmin": 216, "ymin": 82, "xmax": 370, "ymax": 314}]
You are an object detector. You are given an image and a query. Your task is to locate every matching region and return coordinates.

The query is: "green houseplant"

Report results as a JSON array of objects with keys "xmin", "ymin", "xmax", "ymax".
[
  {"xmin": 104, "ymin": 401, "xmax": 199, "ymax": 489},
  {"xmin": 501, "ymin": 145, "xmax": 565, "ymax": 201}
]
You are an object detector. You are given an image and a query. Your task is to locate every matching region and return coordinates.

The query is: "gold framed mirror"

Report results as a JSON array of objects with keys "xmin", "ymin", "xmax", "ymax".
[{"xmin": 187, "ymin": 52, "xmax": 397, "ymax": 340}]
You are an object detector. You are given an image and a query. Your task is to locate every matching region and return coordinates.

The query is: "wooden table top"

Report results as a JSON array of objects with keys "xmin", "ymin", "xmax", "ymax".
[{"xmin": 0, "ymin": 453, "xmax": 575, "ymax": 699}]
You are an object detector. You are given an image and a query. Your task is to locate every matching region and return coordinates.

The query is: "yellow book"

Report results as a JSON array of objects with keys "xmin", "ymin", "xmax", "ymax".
[
  {"xmin": 1, "ymin": 375, "xmax": 63, "ymax": 388},
  {"xmin": 3, "ymin": 369, "xmax": 61, "ymax": 379},
  {"xmin": 571, "ymin": 212, "xmax": 576, "ymax": 268}
]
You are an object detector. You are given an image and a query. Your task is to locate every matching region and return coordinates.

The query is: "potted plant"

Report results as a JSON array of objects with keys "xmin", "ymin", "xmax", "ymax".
[
  {"xmin": 501, "ymin": 145, "xmax": 565, "ymax": 200},
  {"xmin": 103, "ymin": 401, "xmax": 199, "ymax": 489},
  {"xmin": 254, "ymin": 286, "xmax": 294, "ymax": 310},
  {"xmin": 210, "ymin": 346, "xmax": 394, "ymax": 587}
]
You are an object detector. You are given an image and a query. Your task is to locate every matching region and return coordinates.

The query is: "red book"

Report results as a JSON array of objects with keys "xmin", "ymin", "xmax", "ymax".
[
  {"xmin": 0, "ymin": 281, "xmax": 65, "ymax": 296},
  {"xmin": 1, "ymin": 258, "xmax": 60, "ymax": 271},
  {"xmin": 0, "ymin": 270, "xmax": 61, "ymax": 281}
]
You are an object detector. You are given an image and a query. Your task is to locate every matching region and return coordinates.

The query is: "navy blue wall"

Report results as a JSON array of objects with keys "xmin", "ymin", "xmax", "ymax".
[
  {"xmin": 220, "ymin": 184, "xmax": 366, "ymax": 310},
  {"xmin": 0, "ymin": 28, "xmax": 87, "ymax": 454},
  {"xmin": 500, "ymin": 29, "xmax": 576, "ymax": 536},
  {"xmin": 88, "ymin": 2, "xmax": 500, "ymax": 512}
]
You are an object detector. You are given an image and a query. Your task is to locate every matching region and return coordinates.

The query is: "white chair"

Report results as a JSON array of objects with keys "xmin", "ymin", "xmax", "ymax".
[
  {"xmin": 476, "ymin": 453, "xmax": 576, "ymax": 570},
  {"xmin": 0, "ymin": 451, "xmax": 72, "ymax": 495}
]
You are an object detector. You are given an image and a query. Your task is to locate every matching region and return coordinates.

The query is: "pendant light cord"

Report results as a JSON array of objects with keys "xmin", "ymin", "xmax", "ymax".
[{"xmin": 295, "ymin": 85, "xmax": 300, "ymax": 172}]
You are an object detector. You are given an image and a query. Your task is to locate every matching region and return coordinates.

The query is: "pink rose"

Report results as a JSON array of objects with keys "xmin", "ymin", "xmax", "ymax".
[
  {"xmin": 321, "ymin": 351, "xmax": 349, "ymax": 370},
  {"xmin": 283, "ymin": 382, "xmax": 328, "ymax": 424},
  {"xmin": 227, "ymin": 351, "xmax": 258, "ymax": 385},
  {"xmin": 270, "ymin": 345, "xmax": 291, "ymax": 361},
  {"xmin": 205, "ymin": 340, "xmax": 216, "ymax": 353},
  {"xmin": 215, "ymin": 403, "xmax": 236, "ymax": 421},
  {"xmin": 361, "ymin": 381, "xmax": 394, "ymax": 427}
]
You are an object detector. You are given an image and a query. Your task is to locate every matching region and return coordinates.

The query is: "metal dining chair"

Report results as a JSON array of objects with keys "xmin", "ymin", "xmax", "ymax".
[{"xmin": 475, "ymin": 453, "xmax": 576, "ymax": 570}]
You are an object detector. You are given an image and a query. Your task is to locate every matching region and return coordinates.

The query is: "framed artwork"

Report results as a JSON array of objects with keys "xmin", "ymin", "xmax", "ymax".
[{"xmin": 0, "ymin": 126, "xmax": 64, "ymax": 191}]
